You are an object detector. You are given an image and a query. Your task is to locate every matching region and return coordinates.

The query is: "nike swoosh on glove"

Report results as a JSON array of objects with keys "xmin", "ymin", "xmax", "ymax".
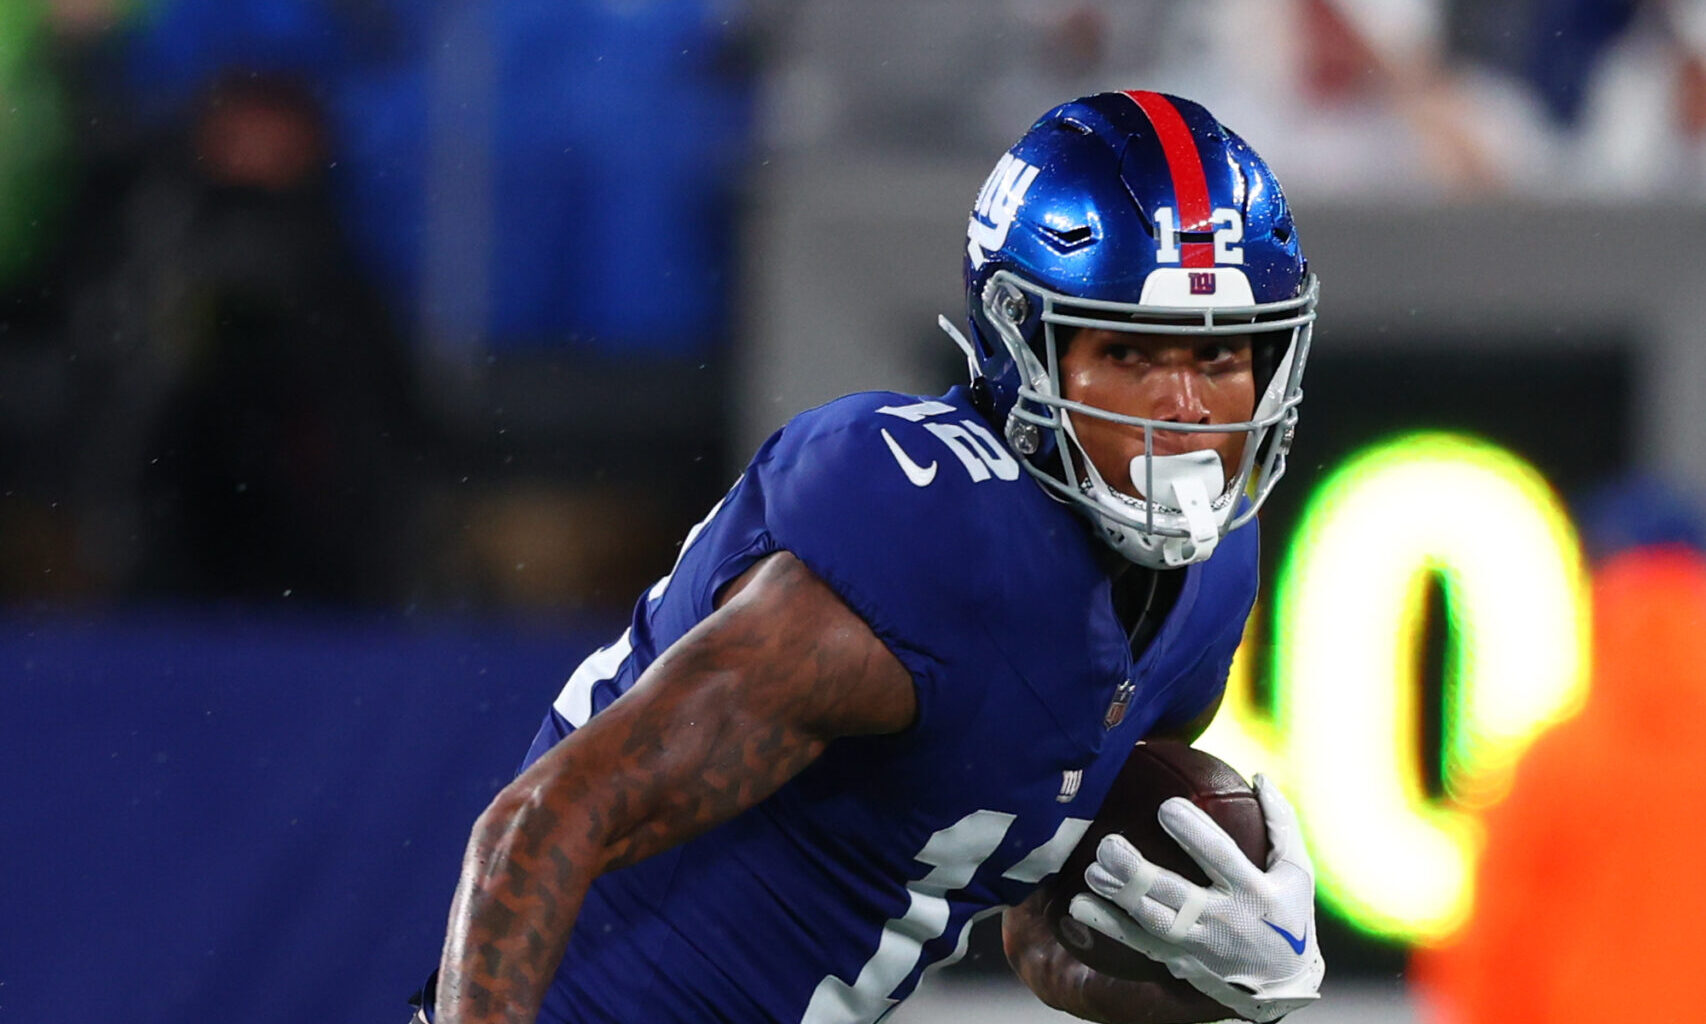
[{"xmin": 1068, "ymin": 775, "xmax": 1325, "ymax": 1023}]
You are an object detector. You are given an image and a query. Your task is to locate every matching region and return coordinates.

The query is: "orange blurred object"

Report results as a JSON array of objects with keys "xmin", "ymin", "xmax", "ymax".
[{"xmin": 1412, "ymin": 546, "xmax": 1706, "ymax": 1024}]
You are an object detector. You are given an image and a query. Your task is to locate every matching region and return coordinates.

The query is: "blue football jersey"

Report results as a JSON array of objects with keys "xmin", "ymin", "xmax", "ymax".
[{"xmin": 508, "ymin": 385, "xmax": 1258, "ymax": 1023}]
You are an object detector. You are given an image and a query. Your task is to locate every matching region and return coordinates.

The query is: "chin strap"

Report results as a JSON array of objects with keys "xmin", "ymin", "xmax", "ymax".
[
  {"xmin": 1130, "ymin": 451, "xmax": 1225, "ymax": 566},
  {"xmin": 938, "ymin": 314, "xmax": 982, "ymax": 382}
]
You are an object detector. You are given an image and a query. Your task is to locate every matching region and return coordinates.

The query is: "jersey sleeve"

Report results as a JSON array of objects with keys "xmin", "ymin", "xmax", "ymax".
[{"xmin": 750, "ymin": 392, "xmax": 1019, "ymax": 732}]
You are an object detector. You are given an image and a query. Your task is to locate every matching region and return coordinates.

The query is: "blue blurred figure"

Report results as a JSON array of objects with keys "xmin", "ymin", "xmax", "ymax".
[
  {"xmin": 125, "ymin": 0, "xmax": 757, "ymax": 358},
  {"xmin": 1572, "ymin": 469, "xmax": 1706, "ymax": 562}
]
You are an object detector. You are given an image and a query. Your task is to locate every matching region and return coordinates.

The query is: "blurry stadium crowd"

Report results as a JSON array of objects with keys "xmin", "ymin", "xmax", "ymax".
[
  {"xmin": 0, "ymin": 0, "xmax": 760, "ymax": 612},
  {"xmin": 775, "ymin": 0, "xmax": 1706, "ymax": 198},
  {"xmin": 4, "ymin": 0, "xmax": 1706, "ymax": 616}
]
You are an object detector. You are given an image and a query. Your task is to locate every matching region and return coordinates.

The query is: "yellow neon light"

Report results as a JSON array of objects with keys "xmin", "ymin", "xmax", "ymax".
[
  {"xmin": 1197, "ymin": 610, "xmax": 1285, "ymax": 788},
  {"xmin": 1266, "ymin": 433, "xmax": 1590, "ymax": 942}
]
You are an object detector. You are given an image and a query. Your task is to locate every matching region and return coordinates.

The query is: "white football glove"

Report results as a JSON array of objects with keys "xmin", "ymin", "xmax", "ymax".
[{"xmin": 1068, "ymin": 775, "xmax": 1324, "ymax": 1023}]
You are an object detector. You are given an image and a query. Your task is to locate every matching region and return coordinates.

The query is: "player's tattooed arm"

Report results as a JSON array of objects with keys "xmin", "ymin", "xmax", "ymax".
[
  {"xmin": 1002, "ymin": 889, "xmax": 1235, "ymax": 1024},
  {"xmin": 435, "ymin": 551, "xmax": 916, "ymax": 1024}
]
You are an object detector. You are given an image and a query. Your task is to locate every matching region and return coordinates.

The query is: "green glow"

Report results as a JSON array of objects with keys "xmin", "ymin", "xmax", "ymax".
[
  {"xmin": 1269, "ymin": 432, "xmax": 1590, "ymax": 942},
  {"xmin": 1197, "ymin": 619, "xmax": 1285, "ymax": 791}
]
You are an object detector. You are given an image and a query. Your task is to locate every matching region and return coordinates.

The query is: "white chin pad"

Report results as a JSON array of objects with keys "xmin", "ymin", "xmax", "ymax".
[{"xmin": 1130, "ymin": 451, "xmax": 1225, "ymax": 559}]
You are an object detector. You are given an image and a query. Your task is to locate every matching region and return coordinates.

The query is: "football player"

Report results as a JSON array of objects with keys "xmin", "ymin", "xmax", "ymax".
[{"xmin": 422, "ymin": 91, "xmax": 1324, "ymax": 1024}]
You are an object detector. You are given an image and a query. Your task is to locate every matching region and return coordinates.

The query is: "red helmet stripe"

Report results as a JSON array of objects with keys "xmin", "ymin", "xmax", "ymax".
[{"xmin": 1122, "ymin": 90, "xmax": 1214, "ymax": 268}]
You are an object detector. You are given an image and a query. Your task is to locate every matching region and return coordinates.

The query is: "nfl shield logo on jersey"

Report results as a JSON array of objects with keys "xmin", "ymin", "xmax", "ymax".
[{"xmin": 1104, "ymin": 680, "xmax": 1135, "ymax": 729}]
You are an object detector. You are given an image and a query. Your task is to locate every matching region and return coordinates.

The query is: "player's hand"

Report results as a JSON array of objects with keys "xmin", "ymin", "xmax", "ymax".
[{"xmin": 1067, "ymin": 775, "xmax": 1324, "ymax": 1022}]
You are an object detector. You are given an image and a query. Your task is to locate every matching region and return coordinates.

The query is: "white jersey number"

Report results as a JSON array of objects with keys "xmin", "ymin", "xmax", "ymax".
[
  {"xmin": 801, "ymin": 810, "xmax": 1091, "ymax": 1024},
  {"xmin": 876, "ymin": 402, "xmax": 1019, "ymax": 487}
]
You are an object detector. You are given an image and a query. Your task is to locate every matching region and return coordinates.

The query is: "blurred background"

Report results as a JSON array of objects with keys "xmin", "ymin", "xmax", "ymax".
[{"xmin": 5, "ymin": 0, "xmax": 1706, "ymax": 1021}]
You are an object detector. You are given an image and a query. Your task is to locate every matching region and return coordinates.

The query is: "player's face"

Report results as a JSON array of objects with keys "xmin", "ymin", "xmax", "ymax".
[{"xmin": 1058, "ymin": 328, "xmax": 1257, "ymax": 498}]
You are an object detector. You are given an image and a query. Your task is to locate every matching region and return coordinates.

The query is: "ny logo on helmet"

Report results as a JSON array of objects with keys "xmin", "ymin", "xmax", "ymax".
[
  {"xmin": 966, "ymin": 152, "xmax": 1040, "ymax": 269},
  {"xmin": 1189, "ymin": 272, "xmax": 1216, "ymax": 295}
]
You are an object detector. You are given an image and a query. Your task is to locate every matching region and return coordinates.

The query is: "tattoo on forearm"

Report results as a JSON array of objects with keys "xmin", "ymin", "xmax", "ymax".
[{"xmin": 439, "ymin": 553, "xmax": 910, "ymax": 1024}]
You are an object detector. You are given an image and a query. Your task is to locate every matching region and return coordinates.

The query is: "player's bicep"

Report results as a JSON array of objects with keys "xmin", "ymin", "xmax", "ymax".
[
  {"xmin": 516, "ymin": 549, "xmax": 915, "ymax": 874},
  {"xmin": 1148, "ymin": 689, "xmax": 1224, "ymax": 745}
]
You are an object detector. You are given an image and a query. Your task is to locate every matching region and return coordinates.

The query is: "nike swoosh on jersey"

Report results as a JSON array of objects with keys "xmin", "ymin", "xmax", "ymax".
[
  {"xmin": 1263, "ymin": 919, "xmax": 1308, "ymax": 955},
  {"xmin": 880, "ymin": 428, "xmax": 938, "ymax": 487}
]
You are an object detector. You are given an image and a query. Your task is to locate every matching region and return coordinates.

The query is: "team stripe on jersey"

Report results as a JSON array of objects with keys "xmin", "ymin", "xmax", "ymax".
[
  {"xmin": 1122, "ymin": 90, "xmax": 1214, "ymax": 268},
  {"xmin": 553, "ymin": 627, "xmax": 634, "ymax": 727}
]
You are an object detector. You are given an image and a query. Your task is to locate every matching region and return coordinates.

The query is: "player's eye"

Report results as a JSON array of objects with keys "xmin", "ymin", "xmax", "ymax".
[
  {"xmin": 1104, "ymin": 342, "xmax": 1144, "ymax": 364},
  {"xmin": 1196, "ymin": 340, "xmax": 1250, "ymax": 368}
]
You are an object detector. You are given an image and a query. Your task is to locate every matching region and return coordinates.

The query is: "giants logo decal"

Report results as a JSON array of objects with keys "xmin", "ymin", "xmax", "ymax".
[
  {"xmin": 966, "ymin": 152, "xmax": 1040, "ymax": 269},
  {"xmin": 1189, "ymin": 271, "xmax": 1216, "ymax": 295}
]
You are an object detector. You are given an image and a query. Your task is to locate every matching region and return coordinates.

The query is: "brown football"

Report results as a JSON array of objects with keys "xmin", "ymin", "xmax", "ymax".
[{"xmin": 1043, "ymin": 739, "xmax": 1271, "ymax": 982}]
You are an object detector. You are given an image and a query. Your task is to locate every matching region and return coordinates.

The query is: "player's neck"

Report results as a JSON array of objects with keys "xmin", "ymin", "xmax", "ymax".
[
  {"xmin": 1093, "ymin": 541, "xmax": 1130, "ymax": 580},
  {"xmin": 1109, "ymin": 561, "xmax": 1187, "ymax": 656}
]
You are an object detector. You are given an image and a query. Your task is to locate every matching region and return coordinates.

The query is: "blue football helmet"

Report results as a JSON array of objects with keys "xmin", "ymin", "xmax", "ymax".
[{"xmin": 947, "ymin": 90, "xmax": 1317, "ymax": 569}]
